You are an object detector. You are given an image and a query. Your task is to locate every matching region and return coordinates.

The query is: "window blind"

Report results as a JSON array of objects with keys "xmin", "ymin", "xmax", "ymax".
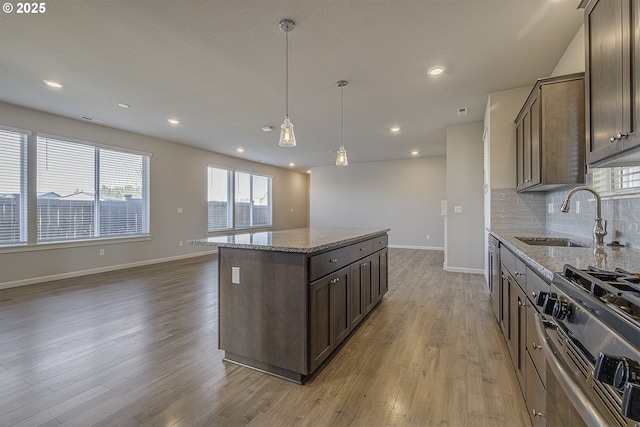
[
  {"xmin": 0, "ymin": 128, "xmax": 28, "ymax": 245},
  {"xmin": 36, "ymin": 135, "xmax": 150, "ymax": 242},
  {"xmin": 591, "ymin": 166, "xmax": 640, "ymax": 195}
]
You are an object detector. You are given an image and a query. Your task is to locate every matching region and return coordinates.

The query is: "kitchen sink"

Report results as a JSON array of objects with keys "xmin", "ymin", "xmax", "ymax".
[{"xmin": 515, "ymin": 237, "xmax": 589, "ymax": 248}]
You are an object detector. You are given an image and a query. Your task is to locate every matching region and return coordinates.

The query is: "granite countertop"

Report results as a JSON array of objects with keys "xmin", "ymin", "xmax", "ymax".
[
  {"xmin": 188, "ymin": 227, "xmax": 390, "ymax": 254},
  {"xmin": 489, "ymin": 228, "xmax": 640, "ymax": 281}
]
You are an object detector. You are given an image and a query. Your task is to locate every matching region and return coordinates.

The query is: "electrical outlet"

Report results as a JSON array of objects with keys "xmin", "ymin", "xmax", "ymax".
[
  {"xmin": 426, "ymin": 234, "xmax": 430, "ymax": 240},
  {"xmin": 179, "ymin": 241, "xmax": 183, "ymax": 247},
  {"xmin": 454, "ymin": 206, "xmax": 463, "ymax": 214},
  {"xmin": 232, "ymin": 267, "xmax": 240, "ymax": 284},
  {"xmin": 548, "ymin": 203, "xmax": 554, "ymax": 214},
  {"xmin": 99, "ymin": 248, "xmax": 105, "ymax": 256},
  {"xmin": 576, "ymin": 201, "xmax": 581, "ymax": 214}
]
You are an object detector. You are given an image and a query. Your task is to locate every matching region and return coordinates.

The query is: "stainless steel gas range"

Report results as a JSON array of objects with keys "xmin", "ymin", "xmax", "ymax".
[{"xmin": 534, "ymin": 264, "xmax": 640, "ymax": 426}]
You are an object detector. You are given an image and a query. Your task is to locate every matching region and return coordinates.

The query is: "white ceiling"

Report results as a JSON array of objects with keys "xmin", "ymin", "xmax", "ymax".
[{"xmin": 0, "ymin": 1, "xmax": 584, "ymax": 171}]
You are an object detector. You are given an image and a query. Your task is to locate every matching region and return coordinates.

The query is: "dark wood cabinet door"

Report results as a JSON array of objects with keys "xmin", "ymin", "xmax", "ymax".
[
  {"xmin": 585, "ymin": 0, "xmax": 639, "ymax": 164},
  {"xmin": 361, "ymin": 257, "xmax": 374, "ymax": 316},
  {"xmin": 529, "ymin": 97, "xmax": 540, "ymax": 187},
  {"xmin": 332, "ymin": 268, "xmax": 351, "ymax": 346},
  {"xmin": 309, "ymin": 276, "xmax": 332, "ymax": 371},
  {"xmin": 516, "ymin": 120, "xmax": 525, "ymax": 190},
  {"xmin": 516, "ymin": 285, "xmax": 526, "ymax": 392},
  {"xmin": 499, "ymin": 265, "xmax": 510, "ymax": 338},
  {"xmin": 349, "ymin": 262, "xmax": 363, "ymax": 328},
  {"xmin": 379, "ymin": 249, "xmax": 388, "ymax": 298}
]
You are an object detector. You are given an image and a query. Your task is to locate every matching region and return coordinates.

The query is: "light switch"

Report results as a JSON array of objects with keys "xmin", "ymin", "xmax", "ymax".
[
  {"xmin": 177, "ymin": 207, "xmax": 183, "ymax": 214},
  {"xmin": 454, "ymin": 205, "xmax": 463, "ymax": 214},
  {"xmin": 232, "ymin": 267, "xmax": 240, "ymax": 284}
]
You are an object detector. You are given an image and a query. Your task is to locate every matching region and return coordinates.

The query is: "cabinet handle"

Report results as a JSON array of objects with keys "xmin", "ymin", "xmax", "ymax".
[
  {"xmin": 532, "ymin": 409, "xmax": 544, "ymax": 418},
  {"xmin": 610, "ymin": 132, "xmax": 629, "ymax": 142},
  {"xmin": 360, "ymin": 248, "xmax": 367, "ymax": 252},
  {"xmin": 532, "ymin": 342, "xmax": 542, "ymax": 350},
  {"xmin": 332, "ymin": 278, "xmax": 340, "ymax": 283},
  {"xmin": 515, "ymin": 271, "xmax": 523, "ymax": 277},
  {"xmin": 361, "ymin": 262, "xmax": 368, "ymax": 267},
  {"xmin": 329, "ymin": 258, "xmax": 338, "ymax": 263},
  {"xmin": 525, "ymin": 179, "xmax": 531, "ymax": 183},
  {"xmin": 532, "ymin": 291, "xmax": 538, "ymax": 298}
]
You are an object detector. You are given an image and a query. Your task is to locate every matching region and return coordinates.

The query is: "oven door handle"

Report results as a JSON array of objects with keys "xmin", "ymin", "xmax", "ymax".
[{"xmin": 534, "ymin": 313, "xmax": 610, "ymax": 427}]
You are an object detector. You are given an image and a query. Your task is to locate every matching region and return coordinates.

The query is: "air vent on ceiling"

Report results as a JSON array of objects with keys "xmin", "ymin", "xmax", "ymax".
[
  {"xmin": 457, "ymin": 107, "xmax": 468, "ymax": 117},
  {"xmin": 80, "ymin": 116, "xmax": 105, "ymax": 124}
]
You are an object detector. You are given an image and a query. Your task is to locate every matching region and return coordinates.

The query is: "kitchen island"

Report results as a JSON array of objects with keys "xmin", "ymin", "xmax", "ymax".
[{"xmin": 189, "ymin": 227, "xmax": 390, "ymax": 383}]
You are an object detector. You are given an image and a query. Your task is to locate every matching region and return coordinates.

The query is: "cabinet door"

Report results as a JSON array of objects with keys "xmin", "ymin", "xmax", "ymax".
[
  {"xmin": 350, "ymin": 262, "xmax": 364, "ymax": 328},
  {"xmin": 523, "ymin": 108, "xmax": 532, "ymax": 188},
  {"xmin": 309, "ymin": 276, "xmax": 332, "ymax": 371},
  {"xmin": 516, "ymin": 285, "xmax": 527, "ymax": 392},
  {"xmin": 371, "ymin": 252, "xmax": 381, "ymax": 304},
  {"xmin": 585, "ymin": 0, "xmax": 637, "ymax": 163},
  {"xmin": 499, "ymin": 265, "xmax": 510, "ymax": 338},
  {"xmin": 332, "ymin": 269, "xmax": 351, "ymax": 347},
  {"xmin": 360, "ymin": 257, "xmax": 374, "ymax": 316},
  {"xmin": 516, "ymin": 120, "xmax": 525, "ymax": 191},
  {"xmin": 529, "ymin": 97, "xmax": 541, "ymax": 187},
  {"xmin": 526, "ymin": 353, "xmax": 547, "ymax": 427},
  {"xmin": 379, "ymin": 248, "xmax": 388, "ymax": 297}
]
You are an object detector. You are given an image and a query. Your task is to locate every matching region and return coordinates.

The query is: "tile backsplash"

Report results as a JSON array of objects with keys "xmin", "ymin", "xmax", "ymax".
[
  {"xmin": 491, "ymin": 187, "xmax": 640, "ymax": 249},
  {"xmin": 490, "ymin": 188, "xmax": 546, "ymax": 230}
]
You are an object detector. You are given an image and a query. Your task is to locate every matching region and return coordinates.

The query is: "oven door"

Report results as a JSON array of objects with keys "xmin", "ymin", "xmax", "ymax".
[{"xmin": 535, "ymin": 313, "xmax": 613, "ymax": 427}]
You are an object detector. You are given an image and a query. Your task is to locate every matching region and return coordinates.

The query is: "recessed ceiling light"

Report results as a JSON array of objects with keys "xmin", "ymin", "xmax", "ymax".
[
  {"xmin": 289, "ymin": 162, "xmax": 295, "ymax": 167},
  {"xmin": 390, "ymin": 127, "xmax": 401, "ymax": 132},
  {"xmin": 167, "ymin": 118, "xmax": 180, "ymax": 125},
  {"xmin": 261, "ymin": 126, "xmax": 274, "ymax": 132},
  {"xmin": 411, "ymin": 150, "xmax": 419, "ymax": 156},
  {"xmin": 307, "ymin": 170, "xmax": 311, "ymax": 174},
  {"xmin": 427, "ymin": 66, "xmax": 445, "ymax": 76},
  {"xmin": 118, "ymin": 103, "xmax": 131, "ymax": 109},
  {"xmin": 237, "ymin": 148, "xmax": 244, "ymax": 153},
  {"xmin": 43, "ymin": 80, "xmax": 63, "ymax": 88}
]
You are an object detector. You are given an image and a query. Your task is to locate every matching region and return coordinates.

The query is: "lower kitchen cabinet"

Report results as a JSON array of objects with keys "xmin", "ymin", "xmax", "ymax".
[
  {"xmin": 526, "ymin": 353, "xmax": 547, "ymax": 427},
  {"xmin": 350, "ymin": 256, "xmax": 371, "ymax": 328},
  {"xmin": 309, "ymin": 266, "xmax": 350, "ymax": 372},
  {"xmin": 496, "ymin": 241, "xmax": 550, "ymax": 426}
]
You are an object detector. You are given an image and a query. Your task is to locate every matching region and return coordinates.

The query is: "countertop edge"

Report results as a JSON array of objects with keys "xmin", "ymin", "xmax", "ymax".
[{"xmin": 188, "ymin": 228, "xmax": 390, "ymax": 254}]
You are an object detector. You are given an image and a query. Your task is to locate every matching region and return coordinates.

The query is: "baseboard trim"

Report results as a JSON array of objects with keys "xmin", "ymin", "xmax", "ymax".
[
  {"xmin": 0, "ymin": 250, "xmax": 219, "ymax": 289},
  {"xmin": 389, "ymin": 244, "xmax": 444, "ymax": 251},
  {"xmin": 443, "ymin": 265, "xmax": 484, "ymax": 275}
]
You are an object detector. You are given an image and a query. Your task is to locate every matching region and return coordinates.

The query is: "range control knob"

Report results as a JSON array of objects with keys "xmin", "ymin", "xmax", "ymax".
[
  {"xmin": 541, "ymin": 293, "xmax": 558, "ymax": 315},
  {"xmin": 551, "ymin": 299, "xmax": 568, "ymax": 320},
  {"xmin": 595, "ymin": 353, "xmax": 622, "ymax": 385},
  {"xmin": 535, "ymin": 291, "xmax": 549, "ymax": 307},
  {"xmin": 614, "ymin": 358, "xmax": 640, "ymax": 391},
  {"xmin": 622, "ymin": 383, "xmax": 640, "ymax": 422}
]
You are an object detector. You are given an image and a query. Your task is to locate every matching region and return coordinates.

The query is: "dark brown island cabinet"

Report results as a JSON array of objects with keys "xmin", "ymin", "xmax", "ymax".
[{"xmin": 190, "ymin": 228, "xmax": 389, "ymax": 383}]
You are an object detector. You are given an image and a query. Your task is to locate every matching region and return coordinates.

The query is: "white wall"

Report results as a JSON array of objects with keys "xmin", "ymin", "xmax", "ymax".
[
  {"xmin": 310, "ymin": 157, "xmax": 446, "ymax": 249},
  {"xmin": 551, "ymin": 24, "xmax": 585, "ymax": 77},
  {"xmin": 0, "ymin": 102, "xmax": 309, "ymax": 287},
  {"xmin": 445, "ymin": 122, "xmax": 485, "ymax": 273}
]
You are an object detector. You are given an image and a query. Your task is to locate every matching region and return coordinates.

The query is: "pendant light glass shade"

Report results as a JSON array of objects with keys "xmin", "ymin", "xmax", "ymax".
[
  {"xmin": 279, "ymin": 19, "xmax": 296, "ymax": 147},
  {"xmin": 279, "ymin": 116, "xmax": 296, "ymax": 147},
  {"xmin": 336, "ymin": 80, "xmax": 349, "ymax": 166},
  {"xmin": 336, "ymin": 145, "xmax": 348, "ymax": 166}
]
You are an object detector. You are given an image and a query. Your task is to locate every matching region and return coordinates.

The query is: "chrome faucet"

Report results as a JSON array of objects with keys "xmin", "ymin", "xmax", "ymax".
[{"xmin": 560, "ymin": 186, "xmax": 607, "ymax": 246}]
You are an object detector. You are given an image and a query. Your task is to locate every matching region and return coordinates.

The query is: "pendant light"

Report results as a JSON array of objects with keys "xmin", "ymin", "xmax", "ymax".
[
  {"xmin": 336, "ymin": 80, "xmax": 349, "ymax": 166},
  {"xmin": 279, "ymin": 19, "xmax": 296, "ymax": 147}
]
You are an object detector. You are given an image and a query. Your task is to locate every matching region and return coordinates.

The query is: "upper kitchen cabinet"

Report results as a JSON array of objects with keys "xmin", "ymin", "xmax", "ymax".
[
  {"xmin": 582, "ymin": 0, "xmax": 640, "ymax": 167},
  {"xmin": 515, "ymin": 73, "xmax": 585, "ymax": 192}
]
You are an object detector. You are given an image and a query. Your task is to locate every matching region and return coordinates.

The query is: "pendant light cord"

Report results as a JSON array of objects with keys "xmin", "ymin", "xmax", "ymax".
[
  {"xmin": 285, "ymin": 30, "xmax": 289, "ymax": 117},
  {"xmin": 340, "ymin": 85, "xmax": 344, "ymax": 146}
]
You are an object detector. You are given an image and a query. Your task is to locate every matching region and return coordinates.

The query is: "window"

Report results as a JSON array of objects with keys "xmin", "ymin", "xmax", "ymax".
[
  {"xmin": 591, "ymin": 166, "xmax": 640, "ymax": 197},
  {"xmin": 36, "ymin": 135, "xmax": 150, "ymax": 242},
  {"xmin": 0, "ymin": 128, "xmax": 28, "ymax": 245},
  {"xmin": 208, "ymin": 167, "xmax": 233, "ymax": 231},
  {"xmin": 207, "ymin": 166, "xmax": 272, "ymax": 231}
]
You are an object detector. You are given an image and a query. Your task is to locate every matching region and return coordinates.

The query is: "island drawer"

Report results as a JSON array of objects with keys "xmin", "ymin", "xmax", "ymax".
[
  {"xmin": 309, "ymin": 246, "xmax": 350, "ymax": 282},
  {"xmin": 349, "ymin": 239, "xmax": 374, "ymax": 262},
  {"xmin": 372, "ymin": 234, "xmax": 388, "ymax": 252}
]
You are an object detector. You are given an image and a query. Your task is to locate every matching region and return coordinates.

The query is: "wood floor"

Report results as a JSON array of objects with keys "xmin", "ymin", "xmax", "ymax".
[{"xmin": 0, "ymin": 249, "xmax": 531, "ymax": 427}]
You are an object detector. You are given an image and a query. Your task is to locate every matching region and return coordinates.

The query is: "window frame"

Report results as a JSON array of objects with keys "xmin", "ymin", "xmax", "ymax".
[
  {"xmin": 207, "ymin": 165, "xmax": 273, "ymax": 233},
  {"xmin": 0, "ymin": 126, "xmax": 30, "ymax": 246},
  {"xmin": 34, "ymin": 133, "xmax": 151, "ymax": 244}
]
